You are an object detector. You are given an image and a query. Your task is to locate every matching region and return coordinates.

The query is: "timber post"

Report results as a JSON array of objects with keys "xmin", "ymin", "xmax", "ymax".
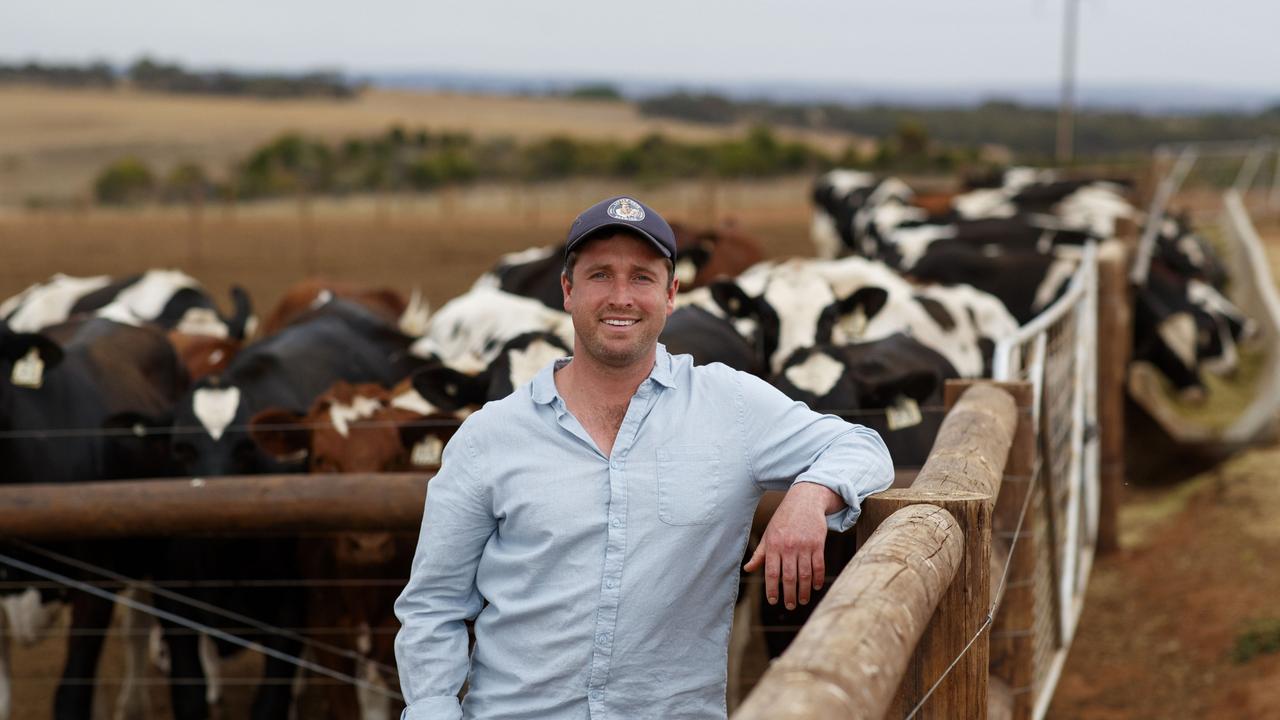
[
  {"xmin": 734, "ymin": 503, "xmax": 966, "ymax": 720},
  {"xmin": 947, "ymin": 381, "xmax": 1036, "ymax": 719},
  {"xmin": 1095, "ymin": 240, "xmax": 1130, "ymax": 553}
]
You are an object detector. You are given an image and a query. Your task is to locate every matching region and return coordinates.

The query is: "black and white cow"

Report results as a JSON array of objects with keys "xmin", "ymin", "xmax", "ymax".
[
  {"xmin": 906, "ymin": 245, "xmax": 1081, "ymax": 325},
  {"xmin": 811, "ymin": 170, "xmax": 917, "ymax": 259},
  {"xmin": 1149, "ymin": 213, "xmax": 1229, "ymax": 290},
  {"xmin": 410, "ymin": 331, "xmax": 571, "ymax": 412},
  {"xmin": 771, "ymin": 333, "xmax": 958, "ymax": 466},
  {"xmin": 659, "ymin": 305, "xmax": 763, "ymax": 376},
  {"xmin": 1, "ymin": 318, "xmax": 187, "ymax": 720},
  {"xmin": 0, "ymin": 270, "xmax": 256, "ymax": 340},
  {"xmin": 706, "ymin": 257, "xmax": 1018, "ymax": 377},
  {"xmin": 1134, "ymin": 263, "xmax": 1256, "ymax": 397},
  {"xmin": 413, "ymin": 286, "xmax": 575, "ymax": 369},
  {"xmin": 161, "ymin": 297, "xmax": 425, "ymax": 719}
]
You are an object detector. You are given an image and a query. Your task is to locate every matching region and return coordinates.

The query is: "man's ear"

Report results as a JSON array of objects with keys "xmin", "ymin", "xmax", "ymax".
[
  {"xmin": 561, "ymin": 271, "xmax": 573, "ymax": 313},
  {"xmin": 247, "ymin": 407, "xmax": 310, "ymax": 463}
]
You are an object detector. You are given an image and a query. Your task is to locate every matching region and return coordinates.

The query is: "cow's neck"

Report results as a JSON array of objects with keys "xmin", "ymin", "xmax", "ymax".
[{"xmin": 554, "ymin": 356, "xmax": 651, "ymax": 458}]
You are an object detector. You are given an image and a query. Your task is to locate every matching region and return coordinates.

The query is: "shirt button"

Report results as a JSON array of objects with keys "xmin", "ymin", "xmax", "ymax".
[
  {"xmin": 606, "ymin": 579, "xmax": 615, "ymax": 589},
  {"xmin": 611, "ymin": 517, "xmax": 621, "ymax": 528},
  {"xmin": 610, "ymin": 459, "xmax": 620, "ymax": 469}
]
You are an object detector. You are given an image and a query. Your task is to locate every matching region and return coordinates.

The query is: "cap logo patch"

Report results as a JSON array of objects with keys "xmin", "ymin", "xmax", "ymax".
[{"xmin": 606, "ymin": 198, "xmax": 645, "ymax": 222}]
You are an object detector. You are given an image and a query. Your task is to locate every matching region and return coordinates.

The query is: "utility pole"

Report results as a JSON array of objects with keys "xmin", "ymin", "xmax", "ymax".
[{"xmin": 1056, "ymin": 0, "xmax": 1080, "ymax": 165}]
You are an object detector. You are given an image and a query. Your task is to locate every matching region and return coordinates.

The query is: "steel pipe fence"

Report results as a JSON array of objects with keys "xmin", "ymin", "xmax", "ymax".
[{"xmin": 993, "ymin": 242, "xmax": 1099, "ymax": 720}]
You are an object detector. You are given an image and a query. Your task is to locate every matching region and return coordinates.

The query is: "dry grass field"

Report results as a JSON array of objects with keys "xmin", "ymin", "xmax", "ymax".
[
  {"xmin": 0, "ymin": 176, "xmax": 818, "ymax": 315},
  {"xmin": 0, "ymin": 85, "xmax": 862, "ymax": 205}
]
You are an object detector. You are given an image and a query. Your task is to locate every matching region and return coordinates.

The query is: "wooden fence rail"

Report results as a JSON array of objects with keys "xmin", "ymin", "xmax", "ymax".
[
  {"xmin": 0, "ymin": 472, "xmax": 433, "ymax": 539},
  {"xmin": 734, "ymin": 381, "xmax": 1025, "ymax": 720}
]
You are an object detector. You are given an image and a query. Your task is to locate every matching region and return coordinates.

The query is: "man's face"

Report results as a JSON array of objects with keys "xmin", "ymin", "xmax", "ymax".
[{"xmin": 562, "ymin": 233, "xmax": 677, "ymax": 369}]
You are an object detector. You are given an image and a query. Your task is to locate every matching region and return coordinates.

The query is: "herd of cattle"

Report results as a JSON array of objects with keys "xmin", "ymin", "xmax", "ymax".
[{"xmin": 0, "ymin": 166, "xmax": 1259, "ymax": 719}]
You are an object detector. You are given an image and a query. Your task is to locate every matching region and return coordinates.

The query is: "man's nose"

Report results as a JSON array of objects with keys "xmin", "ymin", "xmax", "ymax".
[{"xmin": 607, "ymin": 277, "xmax": 634, "ymax": 305}]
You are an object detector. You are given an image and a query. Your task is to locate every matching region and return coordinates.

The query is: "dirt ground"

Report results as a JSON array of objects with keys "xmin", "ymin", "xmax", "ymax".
[{"xmin": 1047, "ymin": 446, "xmax": 1280, "ymax": 720}]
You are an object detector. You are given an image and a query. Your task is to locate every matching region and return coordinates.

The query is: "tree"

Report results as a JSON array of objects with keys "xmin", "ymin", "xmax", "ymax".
[{"xmin": 94, "ymin": 158, "xmax": 156, "ymax": 204}]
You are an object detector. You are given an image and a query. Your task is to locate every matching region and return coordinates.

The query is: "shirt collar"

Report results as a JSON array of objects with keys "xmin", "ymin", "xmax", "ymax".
[{"xmin": 530, "ymin": 344, "xmax": 677, "ymax": 406}]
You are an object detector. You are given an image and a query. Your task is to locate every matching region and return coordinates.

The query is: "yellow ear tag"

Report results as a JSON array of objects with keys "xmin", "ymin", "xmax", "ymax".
[
  {"xmin": 11, "ymin": 348, "xmax": 45, "ymax": 389},
  {"xmin": 411, "ymin": 436, "xmax": 444, "ymax": 467},
  {"xmin": 885, "ymin": 395, "xmax": 922, "ymax": 431}
]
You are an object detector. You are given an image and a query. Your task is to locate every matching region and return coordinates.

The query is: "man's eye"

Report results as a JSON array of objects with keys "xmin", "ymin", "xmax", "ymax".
[{"xmin": 633, "ymin": 275, "xmax": 655, "ymax": 283}]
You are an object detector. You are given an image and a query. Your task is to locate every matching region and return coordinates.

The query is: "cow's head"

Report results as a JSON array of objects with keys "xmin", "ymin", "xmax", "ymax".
[
  {"xmin": 248, "ymin": 380, "xmax": 453, "ymax": 474},
  {"xmin": 1135, "ymin": 266, "xmax": 1256, "ymax": 398},
  {"xmin": 771, "ymin": 334, "xmax": 958, "ymax": 411},
  {"xmin": 411, "ymin": 331, "xmax": 569, "ymax": 411},
  {"xmin": 170, "ymin": 378, "xmax": 264, "ymax": 477}
]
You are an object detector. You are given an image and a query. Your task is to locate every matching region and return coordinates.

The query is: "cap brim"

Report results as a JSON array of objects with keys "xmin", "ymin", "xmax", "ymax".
[{"xmin": 565, "ymin": 221, "xmax": 673, "ymax": 258}]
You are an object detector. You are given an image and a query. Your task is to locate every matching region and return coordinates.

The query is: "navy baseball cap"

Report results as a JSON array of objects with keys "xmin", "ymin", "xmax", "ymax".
[{"xmin": 565, "ymin": 196, "xmax": 677, "ymax": 259}]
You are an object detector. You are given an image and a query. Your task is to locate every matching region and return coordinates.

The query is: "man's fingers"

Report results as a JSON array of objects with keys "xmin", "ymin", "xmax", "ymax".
[
  {"xmin": 813, "ymin": 548, "xmax": 826, "ymax": 591},
  {"xmin": 781, "ymin": 553, "xmax": 797, "ymax": 610},
  {"xmin": 765, "ymin": 551, "xmax": 780, "ymax": 606},
  {"xmin": 743, "ymin": 542, "xmax": 765, "ymax": 573},
  {"xmin": 797, "ymin": 553, "xmax": 813, "ymax": 606}
]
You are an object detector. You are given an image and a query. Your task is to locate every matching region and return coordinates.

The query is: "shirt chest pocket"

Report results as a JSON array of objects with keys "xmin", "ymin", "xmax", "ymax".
[{"xmin": 656, "ymin": 445, "xmax": 721, "ymax": 526}]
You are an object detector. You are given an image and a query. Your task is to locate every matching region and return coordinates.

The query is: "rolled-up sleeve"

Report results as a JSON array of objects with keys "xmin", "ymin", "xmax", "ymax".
[
  {"xmin": 734, "ymin": 370, "xmax": 894, "ymax": 532},
  {"xmin": 394, "ymin": 429, "xmax": 495, "ymax": 720}
]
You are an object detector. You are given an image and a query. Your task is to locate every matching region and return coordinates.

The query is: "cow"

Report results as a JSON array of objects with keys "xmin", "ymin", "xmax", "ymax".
[
  {"xmin": 659, "ymin": 305, "xmax": 763, "ymax": 376},
  {"xmin": 0, "ymin": 270, "xmax": 256, "ymax": 341},
  {"xmin": 1134, "ymin": 263, "xmax": 1256, "ymax": 398},
  {"xmin": 259, "ymin": 278, "xmax": 428, "ymax": 337},
  {"xmin": 159, "ymin": 297, "xmax": 427, "ymax": 719},
  {"xmin": 409, "ymin": 331, "xmax": 571, "ymax": 412},
  {"xmin": 706, "ymin": 257, "xmax": 1018, "ymax": 377},
  {"xmin": 760, "ymin": 333, "xmax": 960, "ymax": 657},
  {"xmin": 907, "ymin": 245, "xmax": 1081, "ymax": 324},
  {"xmin": 0, "ymin": 318, "xmax": 187, "ymax": 720},
  {"xmin": 811, "ymin": 170, "xmax": 916, "ymax": 259},
  {"xmin": 472, "ymin": 221, "xmax": 766, "ymax": 311},
  {"xmin": 412, "ymin": 286, "xmax": 575, "ymax": 369},
  {"xmin": 669, "ymin": 220, "xmax": 766, "ymax": 289},
  {"xmin": 248, "ymin": 379, "xmax": 458, "ymax": 720},
  {"xmin": 1149, "ymin": 213, "xmax": 1229, "ymax": 290},
  {"xmin": 167, "ymin": 332, "xmax": 241, "ymax": 381}
]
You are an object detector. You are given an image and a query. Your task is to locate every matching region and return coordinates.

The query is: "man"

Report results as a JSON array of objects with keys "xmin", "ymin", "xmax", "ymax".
[{"xmin": 394, "ymin": 196, "xmax": 893, "ymax": 719}]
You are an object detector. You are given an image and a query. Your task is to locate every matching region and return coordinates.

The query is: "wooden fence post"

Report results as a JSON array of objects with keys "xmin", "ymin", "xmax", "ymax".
[
  {"xmin": 734, "ymin": 504, "xmax": 966, "ymax": 720},
  {"xmin": 1095, "ymin": 240, "xmax": 1130, "ymax": 553},
  {"xmin": 949, "ymin": 382, "xmax": 1036, "ymax": 719},
  {"xmin": 857, "ymin": 490, "xmax": 991, "ymax": 719}
]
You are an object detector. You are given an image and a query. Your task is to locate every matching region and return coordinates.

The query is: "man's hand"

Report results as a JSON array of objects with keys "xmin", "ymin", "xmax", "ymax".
[{"xmin": 743, "ymin": 482, "xmax": 842, "ymax": 610}]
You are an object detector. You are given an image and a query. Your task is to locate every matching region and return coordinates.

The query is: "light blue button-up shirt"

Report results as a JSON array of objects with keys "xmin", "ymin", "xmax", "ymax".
[{"xmin": 394, "ymin": 346, "xmax": 893, "ymax": 720}]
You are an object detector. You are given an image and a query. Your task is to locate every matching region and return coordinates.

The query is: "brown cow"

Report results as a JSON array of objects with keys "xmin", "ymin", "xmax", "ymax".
[
  {"xmin": 669, "ymin": 219, "xmax": 766, "ymax": 289},
  {"xmin": 259, "ymin": 279, "xmax": 427, "ymax": 337},
  {"xmin": 249, "ymin": 379, "xmax": 459, "ymax": 719}
]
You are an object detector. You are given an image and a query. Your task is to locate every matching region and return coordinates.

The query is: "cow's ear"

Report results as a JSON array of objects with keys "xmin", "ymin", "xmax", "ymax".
[
  {"xmin": 709, "ymin": 281, "xmax": 755, "ymax": 319},
  {"xmin": 838, "ymin": 287, "xmax": 889, "ymax": 321},
  {"xmin": 1, "ymin": 332, "xmax": 64, "ymax": 370},
  {"xmin": 247, "ymin": 407, "xmax": 309, "ymax": 462},
  {"xmin": 411, "ymin": 364, "xmax": 488, "ymax": 412}
]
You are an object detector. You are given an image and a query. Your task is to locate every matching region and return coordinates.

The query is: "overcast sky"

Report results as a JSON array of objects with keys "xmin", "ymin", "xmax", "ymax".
[{"xmin": 3, "ymin": 0, "xmax": 1277, "ymax": 90}]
